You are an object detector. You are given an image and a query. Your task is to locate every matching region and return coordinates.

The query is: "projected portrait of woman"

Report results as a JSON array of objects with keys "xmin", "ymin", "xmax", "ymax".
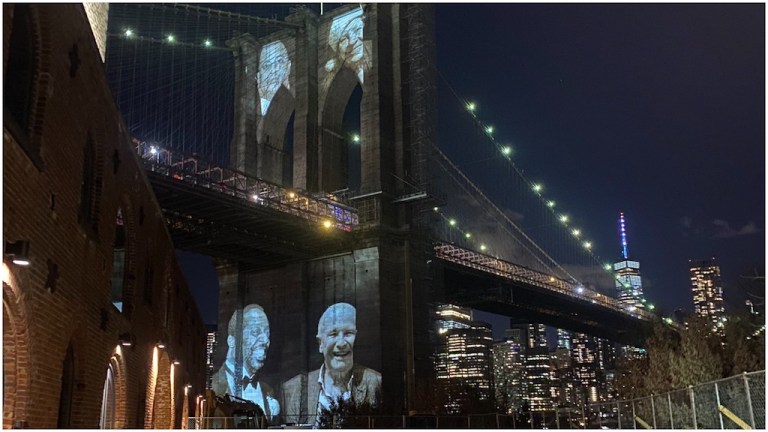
[{"xmin": 325, "ymin": 7, "xmax": 370, "ymax": 84}]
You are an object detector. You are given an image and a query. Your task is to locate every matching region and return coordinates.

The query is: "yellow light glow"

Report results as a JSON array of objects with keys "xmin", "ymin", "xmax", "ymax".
[
  {"xmin": 465, "ymin": 233, "xmax": 471, "ymax": 239},
  {"xmin": 2, "ymin": 263, "xmax": 11, "ymax": 286},
  {"xmin": 288, "ymin": 192, "xmax": 296, "ymax": 199},
  {"xmin": 167, "ymin": 35, "xmax": 175, "ymax": 42},
  {"xmin": 559, "ymin": 215, "xmax": 569, "ymax": 223},
  {"xmin": 583, "ymin": 241, "xmax": 592, "ymax": 249},
  {"xmin": 501, "ymin": 146, "xmax": 512, "ymax": 156},
  {"xmin": 572, "ymin": 229, "xmax": 581, "ymax": 237},
  {"xmin": 485, "ymin": 126, "xmax": 494, "ymax": 134},
  {"xmin": 449, "ymin": 219, "xmax": 456, "ymax": 226},
  {"xmin": 322, "ymin": 220, "xmax": 333, "ymax": 229},
  {"xmin": 466, "ymin": 102, "xmax": 476, "ymax": 112},
  {"xmin": 547, "ymin": 201, "xmax": 556, "ymax": 208},
  {"xmin": 480, "ymin": 245, "xmax": 487, "ymax": 251},
  {"xmin": 351, "ymin": 134, "xmax": 361, "ymax": 143},
  {"xmin": 532, "ymin": 184, "xmax": 543, "ymax": 193}
]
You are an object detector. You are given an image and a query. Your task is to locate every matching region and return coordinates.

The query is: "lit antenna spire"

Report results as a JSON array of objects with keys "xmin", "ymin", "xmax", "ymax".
[{"xmin": 619, "ymin": 212, "xmax": 629, "ymax": 259}]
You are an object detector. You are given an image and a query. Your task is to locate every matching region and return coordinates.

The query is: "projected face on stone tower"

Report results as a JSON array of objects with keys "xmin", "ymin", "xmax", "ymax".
[
  {"xmin": 258, "ymin": 40, "xmax": 291, "ymax": 115},
  {"xmin": 326, "ymin": 7, "xmax": 370, "ymax": 84},
  {"xmin": 211, "ymin": 304, "xmax": 280, "ymax": 422},
  {"xmin": 238, "ymin": 305, "xmax": 271, "ymax": 376},
  {"xmin": 317, "ymin": 302, "xmax": 358, "ymax": 374}
]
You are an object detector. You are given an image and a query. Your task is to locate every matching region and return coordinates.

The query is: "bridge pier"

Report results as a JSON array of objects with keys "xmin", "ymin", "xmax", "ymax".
[{"xmin": 213, "ymin": 239, "xmax": 436, "ymax": 418}]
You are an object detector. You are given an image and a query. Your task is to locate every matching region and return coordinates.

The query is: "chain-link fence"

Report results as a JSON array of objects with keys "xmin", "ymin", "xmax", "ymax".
[{"xmin": 555, "ymin": 370, "xmax": 764, "ymax": 429}]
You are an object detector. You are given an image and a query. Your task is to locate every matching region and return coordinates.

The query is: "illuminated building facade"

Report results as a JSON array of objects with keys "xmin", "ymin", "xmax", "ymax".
[
  {"xmin": 434, "ymin": 305, "xmax": 494, "ymax": 413},
  {"xmin": 571, "ymin": 333, "xmax": 599, "ymax": 404},
  {"xmin": 690, "ymin": 258, "xmax": 725, "ymax": 332},
  {"xmin": 614, "ymin": 213, "xmax": 645, "ymax": 311},
  {"xmin": 493, "ymin": 337, "xmax": 526, "ymax": 413},
  {"xmin": 206, "ymin": 326, "xmax": 218, "ymax": 390},
  {"xmin": 523, "ymin": 323, "xmax": 555, "ymax": 412},
  {"xmin": 596, "ymin": 339, "xmax": 617, "ymax": 401},
  {"xmin": 614, "ymin": 213, "xmax": 647, "ymax": 360},
  {"xmin": 551, "ymin": 346, "xmax": 577, "ymax": 407},
  {"xmin": 435, "ymin": 303, "xmax": 472, "ymax": 332}
]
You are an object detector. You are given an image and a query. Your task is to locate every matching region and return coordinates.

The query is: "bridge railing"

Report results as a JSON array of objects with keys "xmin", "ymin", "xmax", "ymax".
[
  {"xmin": 554, "ymin": 370, "xmax": 765, "ymax": 429},
  {"xmin": 434, "ymin": 243, "xmax": 655, "ymax": 321},
  {"xmin": 134, "ymin": 141, "xmax": 358, "ymax": 231}
]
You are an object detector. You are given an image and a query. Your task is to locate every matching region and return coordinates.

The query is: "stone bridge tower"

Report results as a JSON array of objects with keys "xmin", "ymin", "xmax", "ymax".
[{"xmin": 215, "ymin": 4, "xmax": 439, "ymax": 417}]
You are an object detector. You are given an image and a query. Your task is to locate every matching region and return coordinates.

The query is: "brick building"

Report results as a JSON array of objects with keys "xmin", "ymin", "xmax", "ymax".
[{"xmin": 3, "ymin": 4, "xmax": 207, "ymax": 428}]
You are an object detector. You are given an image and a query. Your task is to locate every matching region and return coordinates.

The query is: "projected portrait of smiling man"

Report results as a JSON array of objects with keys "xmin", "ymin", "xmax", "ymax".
[
  {"xmin": 211, "ymin": 304, "xmax": 280, "ymax": 422},
  {"xmin": 282, "ymin": 303, "xmax": 380, "ymax": 425}
]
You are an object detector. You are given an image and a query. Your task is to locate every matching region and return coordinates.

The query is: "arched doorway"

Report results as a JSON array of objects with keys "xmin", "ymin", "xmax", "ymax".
[
  {"xmin": 99, "ymin": 348, "xmax": 128, "ymax": 428},
  {"xmin": 3, "ymin": 265, "xmax": 30, "ymax": 429},
  {"xmin": 99, "ymin": 364, "xmax": 115, "ymax": 428},
  {"xmin": 147, "ymin": 349, "xmax": 173, "ymax": 429}
]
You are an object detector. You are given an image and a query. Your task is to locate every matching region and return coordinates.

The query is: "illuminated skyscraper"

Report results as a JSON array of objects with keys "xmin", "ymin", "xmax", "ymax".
[
  {"xmin": 523, "ymin": 323, "xmax": 555, "ymax": 412},
  {"xmin": 493, "ymin": 336, "xmax": 526, "ymax": 413},
  {"xmin": 613, "ymin": 213, "xmax": 644, "ymax": 311},
  {"xmin": 435, "ymin": 303, "xmax": 472, "ymax": 332},
  {"xmin": 205, "ymin": 326, "xmax": 217, "ymax": 390},
  {"xmin": 596, "ymin": 338, "xmax": 617, "ymax": 401},
  {"xmin": 434, "ymin": 305, "xmax": 494, "ymax": 413},
  {"xmin": 689, "ymin": 258, "xmax": 725, "ymax": 332},
  {"xmin": 557, "ymin": 329, "xmax": 572, "ymax": 350},
  {"xmin": 571, "ymin": 333, "xmax": 599, "ymax": 404}
]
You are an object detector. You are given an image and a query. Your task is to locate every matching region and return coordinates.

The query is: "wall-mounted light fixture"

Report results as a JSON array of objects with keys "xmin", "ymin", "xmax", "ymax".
[
  {"xmin": 173, "ymin": 359, "xmax": 181, "ymax": 365},
  {"xmin": 118, "ymin": 333, "xmax": 135, "ymax": 347},
  {"xmin": 157, "ymin": 341, "xmax": 166, "ymax": 349},
  {"xmin": 4, "ymin": 240, "xmax": 30, "ymax": 266}
]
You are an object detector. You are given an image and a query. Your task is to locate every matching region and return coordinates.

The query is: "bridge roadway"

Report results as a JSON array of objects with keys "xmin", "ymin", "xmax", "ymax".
[{"xmin": 136, "ymin": 143, "xmax": 655, "ymax": 342}]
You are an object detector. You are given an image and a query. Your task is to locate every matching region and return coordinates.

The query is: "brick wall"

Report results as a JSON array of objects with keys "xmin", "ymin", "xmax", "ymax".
[{"xmin": 3, "ymin": 4, "xmax": 207, "ymax": 428}]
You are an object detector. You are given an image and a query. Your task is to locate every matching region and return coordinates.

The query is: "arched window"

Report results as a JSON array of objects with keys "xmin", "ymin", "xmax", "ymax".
[
  {"xmin": 4, "ymin": 4, "xmax": 35, "ymax": 136},
  {"xmin": 111, "ymin": 209, "xmax": 126, "ymax": 312},
  {"xmin": 57, "ymin": 344, "xmax": 75, "ymax": 428},
  {"xmin": 99, "ymin": 365, "xmax": 116, "ymax": 428}
]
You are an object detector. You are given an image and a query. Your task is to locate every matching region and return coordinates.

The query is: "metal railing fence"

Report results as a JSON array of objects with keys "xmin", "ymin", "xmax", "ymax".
[
  {"xmin": 555, "ymin": 370, "xmax": 764, "ymax": 429},
  {"xmin": 184, "ymin": 371, "xmax": 763, "ymax": 429}
]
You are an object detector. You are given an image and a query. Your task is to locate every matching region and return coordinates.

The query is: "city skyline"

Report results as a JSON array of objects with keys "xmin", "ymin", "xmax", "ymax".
[{"xmin": 4, "ymin": 4, "xmax": 763, "ymax": 429}]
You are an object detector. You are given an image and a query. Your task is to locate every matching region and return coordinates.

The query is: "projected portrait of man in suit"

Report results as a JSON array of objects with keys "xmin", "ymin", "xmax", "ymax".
[{"xmin": 211, "ymin": 304, "xmax": 280, "ymax": 422}]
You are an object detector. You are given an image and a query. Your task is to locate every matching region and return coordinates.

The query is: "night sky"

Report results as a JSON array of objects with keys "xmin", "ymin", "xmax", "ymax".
[{"xmin": 175, "ymin": 4, "xmax": 764, "ymax": 333}]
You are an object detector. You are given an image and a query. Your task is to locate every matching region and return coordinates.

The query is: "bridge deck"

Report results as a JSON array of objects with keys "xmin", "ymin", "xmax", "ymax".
[{"xmin": 136, "ymin": 142, "xmax": 356, "ymax": 269}]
